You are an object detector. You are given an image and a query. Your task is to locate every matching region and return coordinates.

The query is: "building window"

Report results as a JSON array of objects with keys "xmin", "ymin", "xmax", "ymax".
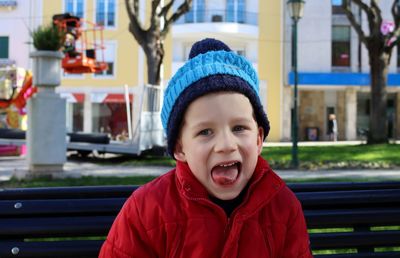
[
  {"xmin": 226, "ymin": 0, "xmax": 246, "ymax": 23},
  {"xmin": 65, "ymin": 0, "xmax": 84, "ymax": 18},
  {"xmin": 332, "ymin": 25, "xmax": 351, "ymax": 67},
  {"xmin": 332, "ymin": 0, "xmax": 343, "ymax": 14},
  {"xmin": 94, "ymin": 42, "xmax": 116, "ymax": 77},
  {"xmin": 0, "ymin": 36, "xmax": 9, "ymax": 59},
  {"xmin": 96, "ymin": 0, "xmax": 116, "ymax": 27},
  {"xmin": 184, "ymin": 0, "xmax": 205, "ymax": 23},
  {"xmin": 237, "ymin": 0, "xmax": 245, "ymax": 23}
]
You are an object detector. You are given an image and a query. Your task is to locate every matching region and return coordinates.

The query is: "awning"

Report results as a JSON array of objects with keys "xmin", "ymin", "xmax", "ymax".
[
  {"xmin": 103, "ymin": 93, "xmax": 133, "ymax": 103},
  {"xmin": 60, "ymin": 93, "xmax": 85, "ymax": 103}
]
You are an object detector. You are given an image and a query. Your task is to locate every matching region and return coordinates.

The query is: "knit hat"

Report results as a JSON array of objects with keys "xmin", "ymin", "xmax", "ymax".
[{"xmin": 161, "ymin": 38, "xmax": 270, "ymax": 157}]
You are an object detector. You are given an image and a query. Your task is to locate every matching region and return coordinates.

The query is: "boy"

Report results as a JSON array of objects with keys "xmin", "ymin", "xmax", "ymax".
[{"xmin": 99, "ymin": 38, "xmax": 312, "ymax": 258}]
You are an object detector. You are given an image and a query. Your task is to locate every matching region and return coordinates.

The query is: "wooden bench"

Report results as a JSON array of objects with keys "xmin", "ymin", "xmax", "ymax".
[{"xmin": 0, "ymin": 182, "xmax": 399, "ymax": 258}]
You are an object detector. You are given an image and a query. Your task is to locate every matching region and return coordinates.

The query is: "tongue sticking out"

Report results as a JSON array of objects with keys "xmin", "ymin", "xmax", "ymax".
[{"xmin": 211, "ymin": 164, "xmax": 239, "ymax": 185}]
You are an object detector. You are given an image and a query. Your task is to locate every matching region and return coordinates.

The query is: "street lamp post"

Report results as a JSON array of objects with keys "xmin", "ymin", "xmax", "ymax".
[{"xmin": 288, "ymin": 0, "xmax": 305, "ymax": 168}]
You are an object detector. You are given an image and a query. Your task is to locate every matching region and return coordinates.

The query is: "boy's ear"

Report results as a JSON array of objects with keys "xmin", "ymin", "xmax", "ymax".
[
  {"xmin": 257, "ymin": 127, "xmax": 264, "ymax": 155},
  {"xmin": 173, "ymin": 140, "xmax": 187, "ymax": 162}
]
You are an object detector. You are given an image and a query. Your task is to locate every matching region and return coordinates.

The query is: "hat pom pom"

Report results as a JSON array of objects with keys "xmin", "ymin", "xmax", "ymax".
[{"xmin": 188, "ymin": 38, "xmax": 231, "ymax": 59}]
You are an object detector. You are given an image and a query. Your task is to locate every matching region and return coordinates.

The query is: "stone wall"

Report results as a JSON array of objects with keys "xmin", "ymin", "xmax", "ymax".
[
  {"xmin": 299, "ymin": 90, "xmax": 325, "ymax": 141},
  {"xmin": 336, "ymin": 91, "xmax": 346, "ymax": 141}
]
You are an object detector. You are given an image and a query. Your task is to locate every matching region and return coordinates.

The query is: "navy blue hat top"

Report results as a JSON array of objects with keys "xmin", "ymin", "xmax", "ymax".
[
  {"xmin": 189, "ymin": 38, "xmax": 231, "ymax": 59},
  {"xmin": 161, "ymin": 38, "xmax": 270, "ymax": 157}
]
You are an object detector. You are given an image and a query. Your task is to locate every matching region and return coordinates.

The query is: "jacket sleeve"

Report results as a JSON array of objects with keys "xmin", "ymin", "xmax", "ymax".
[
  {"xmin": 282, "ymin": 197, "xmax": 313, "ymax": 258},
  {"xmin": 98, "ymin": 194, "xmax": 157, "ymax": 258}
]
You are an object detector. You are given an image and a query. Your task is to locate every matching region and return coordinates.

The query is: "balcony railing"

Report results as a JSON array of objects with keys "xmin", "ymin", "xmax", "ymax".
[{"xmin": 175, "ymin": 9, "xmax": 258, "ymax": 26}]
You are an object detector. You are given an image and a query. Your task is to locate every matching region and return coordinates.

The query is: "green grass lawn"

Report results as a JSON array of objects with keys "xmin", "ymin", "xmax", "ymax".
[
  {"xmin": 262, "ymin": 144, "xmax": 400, "ymax": 163},
  {"xmin": 116, "ymin": 143, "xmax": 400, "ymax": 169},
  {"xmin": 263, "ymin": 144, "xmax": 400, "ymax": 169}
]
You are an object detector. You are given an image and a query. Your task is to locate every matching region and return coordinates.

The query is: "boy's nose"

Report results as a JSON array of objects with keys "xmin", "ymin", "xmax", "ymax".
[{"xmin": 214, "ymin": 130, "xmax": 237, "ymax": 153}]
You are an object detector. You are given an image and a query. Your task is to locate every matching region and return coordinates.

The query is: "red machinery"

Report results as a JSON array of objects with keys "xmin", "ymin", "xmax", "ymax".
[
  {"xmin": 52, "ymin": 13, "xmax": 108, "ymax": 74},
  {"xmin": 0, "ymin": 13, "xmax": 109, "ymax": 156},
  {"xmin": 0, "ymin": 13, "xmax": 108, "ymax": 110}
]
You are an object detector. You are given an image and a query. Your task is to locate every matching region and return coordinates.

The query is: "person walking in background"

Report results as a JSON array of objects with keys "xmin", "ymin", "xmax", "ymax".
[{"xmin": 328, "ymin": 114, "xmax": 338, "ymax": 141}]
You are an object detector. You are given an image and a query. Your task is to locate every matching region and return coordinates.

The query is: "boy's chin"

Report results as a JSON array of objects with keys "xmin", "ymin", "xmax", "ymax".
[{"xmin": 211, "ymin": 189, "xmax": 241, "ymax": 201}]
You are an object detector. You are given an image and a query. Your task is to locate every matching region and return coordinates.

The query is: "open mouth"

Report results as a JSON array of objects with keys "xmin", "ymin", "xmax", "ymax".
[{"xmin": 211, "ymin": 161, "xmax": 241, "ymax": 186}]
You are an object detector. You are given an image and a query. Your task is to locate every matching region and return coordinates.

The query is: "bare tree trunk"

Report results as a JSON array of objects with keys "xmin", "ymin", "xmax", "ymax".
[
  {"xmin": 125, "ymin": 0, "xmax": 192, "ymax": 86},
  {"xmin": 367, "ymin": 40, "xmax": 389, "ymax": 143},
  {"xmin": 142, "ymin": 35, "xmax": 164, "ymax": 86},
  {"xmin": 341, "ymin": 0, "xmax": 400, "ymax": 144},
  {"xmin": 146, "ymin": 49, "xmax": 163, "ymax": 85}
]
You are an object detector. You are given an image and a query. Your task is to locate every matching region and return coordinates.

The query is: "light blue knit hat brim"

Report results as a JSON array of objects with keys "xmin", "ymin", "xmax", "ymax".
[{"xmin": 161, "ymin": 50, "xmax": 259, "ymax": 132}]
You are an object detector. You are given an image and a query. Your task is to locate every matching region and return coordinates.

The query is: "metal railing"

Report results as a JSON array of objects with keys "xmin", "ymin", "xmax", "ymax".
[{"xmin": 175, "ymin": 9, "xmax": 258, "ymax": 26}]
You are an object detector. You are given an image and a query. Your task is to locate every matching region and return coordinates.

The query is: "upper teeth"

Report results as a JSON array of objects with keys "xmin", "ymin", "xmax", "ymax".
[{"xmin": 219, "ymin": 162, "xmax": 236, "ymax": 167}]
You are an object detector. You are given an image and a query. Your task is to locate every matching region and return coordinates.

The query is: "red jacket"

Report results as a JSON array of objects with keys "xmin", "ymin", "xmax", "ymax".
[{"xmin": 99, "ymin": 157, "xmax": 312, "ymax": 258}]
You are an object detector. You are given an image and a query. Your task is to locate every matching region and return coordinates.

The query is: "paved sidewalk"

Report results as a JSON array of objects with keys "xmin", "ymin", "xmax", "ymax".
[{"xmin": 1, "ymin": 155, "xmax": 400, "ymax": 182}]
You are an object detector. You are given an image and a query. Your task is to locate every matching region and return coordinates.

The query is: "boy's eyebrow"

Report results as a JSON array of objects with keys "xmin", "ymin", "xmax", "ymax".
[
  {"xmin": 188, "ymin": 121, "xmax": 213, "ymax": 131},
  {"xmin": 231, "ymin": 117, "xmax": 256, "ymax": 124},
  {"xmin": 188, "ymin": 116, "xmax": 255, "ymax": 130}
]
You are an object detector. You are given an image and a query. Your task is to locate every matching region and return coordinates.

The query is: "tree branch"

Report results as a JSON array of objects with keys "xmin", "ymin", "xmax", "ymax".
[
  {"xmin": 392, "ymin": 0, "xmax": 400, "ymax": 29},
  {"xmin": 351, "ymin": 0, "xmax": 372, "ymax": 32},
  {"xmin": 125, "ymin": 0, "xmax": 146, "ymax": 44},
  {"xmin": 371, "ymin": 0, "xmax": 383, "ymax": 32},
  {"xmin": 133, "ymin": 0, "xmax": 139, "ymax": 15},
  {"xmin": 351, "ymin": 0, "xmax": 372, "ymax": 15},
  {"xmin": 162, "ymin": 0, "xmax": 192, "ymax": 37},
  {"xmin": 159, "ymin": 0, "xmax": 175, "ymax": 17},
  {"xmin": 342, "ymin": 0, "xmax": 368, "ymax": 45},
  {"xmin": 371, "ymin": 0, "xmax": 382, "ymax": 18},
  {"xmin": 149, "ymin": 0, "xmax": 159, "ymax": 30}
]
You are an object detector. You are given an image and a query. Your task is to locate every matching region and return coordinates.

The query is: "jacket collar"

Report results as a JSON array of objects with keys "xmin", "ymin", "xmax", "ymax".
[{"xmin": 175, "ymin": 156, "xmax": 285, "ymax": 217}]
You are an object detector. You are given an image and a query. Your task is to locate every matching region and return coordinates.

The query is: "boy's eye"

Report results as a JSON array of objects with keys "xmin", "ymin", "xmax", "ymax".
[
  {"xmin": 233, "ymin": 125, "xmax": 246, "ymax": 132},
  {"xmin": 198, "ymin": 129, "xmax": 212, "ymax": 136}
]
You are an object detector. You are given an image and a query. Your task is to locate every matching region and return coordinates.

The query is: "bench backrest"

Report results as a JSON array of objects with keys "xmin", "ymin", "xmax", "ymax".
[{"xmin": 0, "ymin": 182, "xmax": 399, "ymax": 258}]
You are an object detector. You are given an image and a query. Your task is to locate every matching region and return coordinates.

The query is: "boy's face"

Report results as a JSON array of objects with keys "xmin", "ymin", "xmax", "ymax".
[{"xmin": 174, "ymin": 92, "xmax": 264, "ymax": 200}]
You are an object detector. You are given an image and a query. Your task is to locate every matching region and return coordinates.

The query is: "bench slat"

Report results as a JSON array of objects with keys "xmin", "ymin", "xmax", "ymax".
[
  {"xmin": 314, "ymin": 252, "xmax": 400, "ymax": 258},
  {"xmin": 305, "ymin": 208, "xmax": 400, "ymax": 228},
  {"xmin": 0, "ymin": 186, "xmax": 138, "ymax": 200},
  {"xmin": 0, "ymin": 216, "xmax": 114, "ymax": 238},
  {"xmin": 0, "ymin": 240, "xmax": 102, "ymax": 258},
  {"xmin": 288, "ymin": 182, "xmax": 400, "ymax": 192},
  {"xmin": 298, "ymin": 189, "xmax": 400, "ymax": 208},
  {"xmin": 310, "ymin": 230, "xmax": 400, "ymax": 249},
  {"xmin": 1, "ymin": 182, "xmax": 399, "ymax": 200},
  {"xmin": 0, "ymin": 198, "xmax": 125, "ymax": 217}
]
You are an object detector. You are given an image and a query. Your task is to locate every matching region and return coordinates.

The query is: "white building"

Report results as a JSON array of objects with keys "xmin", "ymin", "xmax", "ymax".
[
  {"xmin": 284, "ymin": 0, "xmax": 400, "ymax": 141},
  {"xmin": 0, "ymin": 0, "xmax": 41, "ymax": 69}
]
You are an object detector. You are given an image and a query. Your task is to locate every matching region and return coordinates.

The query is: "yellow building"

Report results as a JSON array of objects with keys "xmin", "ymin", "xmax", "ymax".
[
  {"xmin": 41, "ymin": 0, "xmax": 139, "ymax": 138},
  {"xmin": 40, "ymin": 0, "xmax": 284, "ymax": 142}
]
